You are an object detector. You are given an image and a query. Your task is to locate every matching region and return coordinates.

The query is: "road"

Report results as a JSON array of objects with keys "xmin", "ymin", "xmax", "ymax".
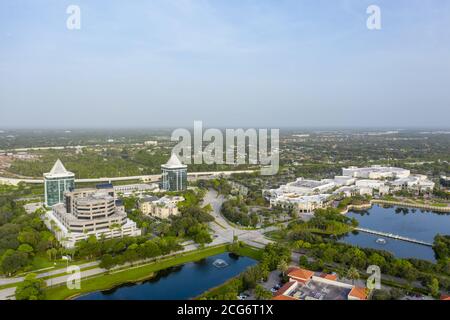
[
  {"xmin": 0, "ymin": 170, "xmax": 257, "ymax": 185},
  {"xmin": 204, "ymin": 189, "xmax": 275, "ymax": 249},
  {"xmin": 0, "ymin": 261, "xmax": 100, "ymax": 286}
]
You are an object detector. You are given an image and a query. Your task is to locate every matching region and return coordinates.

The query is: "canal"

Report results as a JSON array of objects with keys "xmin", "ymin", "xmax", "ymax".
[
  {"xmin": 339, "ymin": 205, "xmax": 450, "ymax": 262},
  {"xmin": 76, "ymin": 252, "xmax": 257, "ymax": 300}
]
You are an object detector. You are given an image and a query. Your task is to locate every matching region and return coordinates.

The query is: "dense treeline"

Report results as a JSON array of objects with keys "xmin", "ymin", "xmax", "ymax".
[
  {"xmin": 197, "ymin": 179, "xmax": 232, "ymax": 195},
  {"xmin": 286, "ymin": 208, "xmax": 357, "ymax": 237},
  {"xmin": 81, "ymin": 235, "xmax": 182, "ymax": 269},
  {"xmin": 433, "ymin": 235, "xmax": 450, "ymax": 261},
  {"xmin": 221, "ymin": 196, "xmax": 259, "ymax": 227},
  {"xmin": 0, "ymin": 196, "xmax": 57, "ymax": 275}
]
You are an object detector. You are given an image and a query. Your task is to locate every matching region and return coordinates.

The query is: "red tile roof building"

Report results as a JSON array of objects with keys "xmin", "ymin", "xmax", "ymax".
[{"xmin": 273, "ymin": 267, "xmax": 370, "ymax": 301}]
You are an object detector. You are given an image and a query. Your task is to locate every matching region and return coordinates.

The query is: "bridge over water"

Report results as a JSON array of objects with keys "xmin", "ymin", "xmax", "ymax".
[{"xmin": 354, "ymin": 227, "xmax": 433, "ymax": 247}]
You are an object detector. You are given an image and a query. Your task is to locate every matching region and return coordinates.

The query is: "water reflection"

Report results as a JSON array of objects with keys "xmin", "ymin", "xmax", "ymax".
[{"xmin": 339, "ymin": 205, "xmax": 449, "ymax": 261}]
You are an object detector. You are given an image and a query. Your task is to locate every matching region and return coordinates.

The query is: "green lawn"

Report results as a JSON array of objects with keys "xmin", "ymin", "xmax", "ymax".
[
  {"xmin": 29, "ymin": 255, "xmax": 62, "ymax": 271},
  {"xmin": 431, "ymin": 202, "xmax": 448, "ymax": 207},
  {"xmin": 233, "ymin": 245, "xmax": 263, "ymax": 261}
]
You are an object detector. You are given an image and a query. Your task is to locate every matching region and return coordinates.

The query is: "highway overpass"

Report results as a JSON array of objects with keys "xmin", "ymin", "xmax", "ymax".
[{"xmin": 0, "ymin": 170, "xmax": 257, "ymax": 185}]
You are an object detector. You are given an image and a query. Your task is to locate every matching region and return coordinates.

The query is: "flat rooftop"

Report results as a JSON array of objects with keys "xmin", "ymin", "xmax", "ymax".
[
  {"xmin": 287, "ymin": 279, "xmax": 351, "ymax": 300},
  {"xmin": 289, "ymin": 179, "xmax": 333, "ymax": 189}
]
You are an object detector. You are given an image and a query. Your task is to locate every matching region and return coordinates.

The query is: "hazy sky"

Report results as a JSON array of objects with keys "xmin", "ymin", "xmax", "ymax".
[{"xmin": 1, "ymin": 0, "xmax": 450, "ymax": 129}]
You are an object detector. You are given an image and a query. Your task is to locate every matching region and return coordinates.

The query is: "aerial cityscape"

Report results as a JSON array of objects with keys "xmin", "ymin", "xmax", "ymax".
[{"xmin": 0, "ymin": 0, "xmax": 449, "ymax": 313}]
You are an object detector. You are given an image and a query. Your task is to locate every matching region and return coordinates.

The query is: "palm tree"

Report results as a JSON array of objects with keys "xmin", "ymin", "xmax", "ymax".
[
  {"xmin": 277, "ymin": 259, "xmax": 289, "ymax": 277},
  {"xmin": 347, "ymin": 267, "xmax": 360, "ymax": 285}
]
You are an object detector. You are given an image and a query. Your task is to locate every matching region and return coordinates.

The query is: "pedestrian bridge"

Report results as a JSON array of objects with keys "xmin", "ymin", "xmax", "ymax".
[{"xmin": 354, "ymin": 227, "xmax": 433, "ymax": 246}]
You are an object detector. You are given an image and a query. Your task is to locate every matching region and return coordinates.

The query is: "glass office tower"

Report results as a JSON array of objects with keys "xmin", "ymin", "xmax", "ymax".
[
  {"xmin": 161, "ymin": 154, "xmax": 187, "ymax": 191},
  {"xmin": 44, "ymin": 159, "xmax": 75, "ymax": 207}
]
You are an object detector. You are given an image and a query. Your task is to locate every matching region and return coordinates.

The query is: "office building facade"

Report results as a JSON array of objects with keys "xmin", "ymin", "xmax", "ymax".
[
  {"xmin": 161, "ymin": 154, "xmax": 187, "ymax": 191},
  {"xmin": 44, "ymin": 159, "xmax": 75, "ymax": 207}
]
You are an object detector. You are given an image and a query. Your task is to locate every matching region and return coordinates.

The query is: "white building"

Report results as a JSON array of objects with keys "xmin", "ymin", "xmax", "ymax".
[
  {"xmin": 355, "ymin": 179, "xmax": 385, "ymax": 189},
  {"xmin": 358, "ymin": 187, "xmax": 373, "ymax": 196},
  {"xmin": 378, "ymin": 185, "xmax": 390, "ymax": 196},
  {"xmin": 333, "ymin": 186, "xmax": 358, "ymax": 198},
  {"xmin": 333, "ymin": 176, "xmax": 356, "ymax": 186},
  {"xmin": 342, "ymin": 166, "xmax": 410, "ymax": 180},
  {"xmin": 269, "ymin": 193, "xmax": 331, "ymax": 213},
  {"xmin": 44, "ymin": 188, "xmax": 141, "ymax": 248},
  {"xmin": 114, "ymin": 183, "xmax": 158, "ymax": 196},
  {"xmin": 139, "ymin": 195, "xmax": 184, "ymax": 219},
  {"xmin": 265, "ymin": 178, "xmax": 336, "ymax": 199},
  {"xmin": 390, "ymin": 175, "xmax": 435, "ymax": 192}
]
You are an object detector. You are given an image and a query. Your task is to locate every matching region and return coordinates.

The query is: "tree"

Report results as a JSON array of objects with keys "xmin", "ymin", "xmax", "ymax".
[
  {"xmin": 1, "ymin": 250, "xmax": 29, "ymax": 275},
  {"xmin": 298, "ymin": 256, "xmax": 309, "ymax": 268},
  {"xmin": 254, "ymin": 284, "xmax": 273, "ymax": 300},
  {"xmin": 346, "ymin": 267, "xmax": 360, "ymax": 285},
  {"xmin": 99, "ymin": 254, "xmax": 115, "ymax": 270},
  {"xmin": 322, "ymin": 247, "xmax": 338, "ymax": 263},
  {"xmin": 46, "ymin": 248, "xmax": 58, "ymax": 261},
  {"xmin": 428, "ymin": 278, "xmax": 440, "ymax": 298},
  {"xmin": 368, "ymin": 253, "xmax": 386, "ymax": 270},
  {"xmin": 18, "ymin": 244, "xmax": 34, "ymax": 255},
  {"xmin": 194, "ymin": 229, "xmax": 212, "ymax": 245},
  {"xmin": 15, "ymin": 273, "xmax": 45, "ymax": 300},
  {"xmin": 242, "ymin": 266, "xmax": 261, "ymax": 290},
  {"xmin": 277, "ymin": 260, "xmax": 289, "ymax": 276}
]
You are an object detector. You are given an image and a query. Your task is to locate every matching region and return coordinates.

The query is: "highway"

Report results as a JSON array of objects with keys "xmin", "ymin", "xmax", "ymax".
[{"xmin": 0, "ymin": 170, "xmax": 257, "ymax": 185}]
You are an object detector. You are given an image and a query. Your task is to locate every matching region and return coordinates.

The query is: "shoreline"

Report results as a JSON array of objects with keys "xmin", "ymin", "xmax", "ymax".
[{"xmin": 339, "ymin": 199, "xmax": 450, "ymax": 214}]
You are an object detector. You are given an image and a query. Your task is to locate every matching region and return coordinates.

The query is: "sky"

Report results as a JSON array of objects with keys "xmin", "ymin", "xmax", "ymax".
[{"xmin": 0, "ymin": 0, "xmax": 450, "ymax": 129}]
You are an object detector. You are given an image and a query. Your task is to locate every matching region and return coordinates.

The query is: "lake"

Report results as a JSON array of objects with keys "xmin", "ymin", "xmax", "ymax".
[
  {"xmin": 76, "ymin": 252, "xmax": 257, "ymax": 300},
  {"xmin": 339, "ymin": 205, "xmax": 450, "ymax": 262}
]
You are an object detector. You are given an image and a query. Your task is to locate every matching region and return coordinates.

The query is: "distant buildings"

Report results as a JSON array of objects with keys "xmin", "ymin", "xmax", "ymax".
[
  {"xmin": 264, "ymin": 165, "xmax": 435, "ymax": 213},
  {"xmin": 144, "ymin": 140, "xmax": 158, "ymax": 146},
  {"xmin": 44, "ymin": 159, "xmax": 75, "ymax": 207},
  {"xmin": 273, "ymin": 267, "xmax": 369, "ymax": 300},
  {"xmin": 96, "ymin": 182, "xmax": 159, "ymax": 197},
  {"xmin": 344, "ymin": 166, "xmax": 435, "ymax": 193},
  {"xmin": 113, "ymin": 183, "xmax": 158, "ymax": 196},
  {"xmin": 45, "ymin": 187, "xmax": 140, "ymax": 248},
  {"xmin": 161, "ymin": 154, "xmax": 187, "ymax": 191},
  {"xmin": 139, "ymin": 195, "xmax": 184, "ymax": 219},
  {"xmin": 342, "ymin": 165, "xmax": 410, "ymax": 179}
]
